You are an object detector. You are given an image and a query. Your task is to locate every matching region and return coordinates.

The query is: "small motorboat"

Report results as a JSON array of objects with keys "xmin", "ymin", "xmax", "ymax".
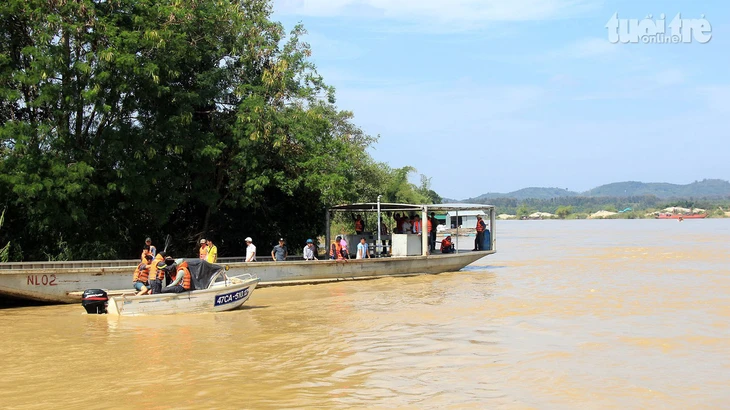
[{"xmin": 81, "ymin": 259, "xmax": 259, "ymax": 316}]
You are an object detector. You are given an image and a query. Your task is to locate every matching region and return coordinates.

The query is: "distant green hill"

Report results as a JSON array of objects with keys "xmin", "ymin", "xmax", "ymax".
[
  {"xmin": 469, "ymin": 187, "xmax": 578, "ymax": 201},
  {"xmin": 467, "ymin": 179, "xmax": 730, "ymax": 201},
  {"xmin": 583, "ymin": 179, "xmax": 730, "ymax": 198}
]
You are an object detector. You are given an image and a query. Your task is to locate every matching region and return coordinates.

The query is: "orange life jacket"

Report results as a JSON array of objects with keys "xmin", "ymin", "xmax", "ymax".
[
  {"xmin": 149, "ymin": 254, "xmax": 164, "ymax": 281},
  {"xmin": 427, "ymin": 219, "xmax": 432, "ymax": 233},
  {"xmin": 413, "ymin": 220, "xmax": 421, "ymax": 234},
  {"xmin": 133, "ymin": 262, "xmax": 150, "ymax": 283},
  {"xmin": 199, "ymin": 245, "xmax": 207, "ymax": 259},
  {"xmin": 355, "ymin": 219, "xmax": 364, "ymax": 232},
  {"xmin": 177, "ymin": 261, "xmax": 192, "ymax": 290},
  {"xmin": 441, "ymin": 238, "xmax": 452, "ymax": 251},
  {"xmin": 476, "ymin": 219, "xmax": 485, "ymax": 232},
  {"xmin": 330, "ymin": 242, "xmax": 345, "ymax": 260},
  {"xmin": 141, "ymin": 249, "xmax": 151, "ymax": 263}
]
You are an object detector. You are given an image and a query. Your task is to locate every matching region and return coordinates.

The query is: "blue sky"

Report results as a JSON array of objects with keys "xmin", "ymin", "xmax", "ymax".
[{"xmin": 272, "ymin": 0, "xmax": 729, "ymax": 199}]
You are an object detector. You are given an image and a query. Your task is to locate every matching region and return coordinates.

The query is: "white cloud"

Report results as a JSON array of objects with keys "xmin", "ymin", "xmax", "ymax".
[
  {"xmin": 653, "ymin": 68, "xmax": 685, "ymax": 86},
  {"xmin": 695, "ymin": 85, "xmax": 730, "ymax": 113},
  {"xmin": 275, "ymin": 0, "xmax": 600, "ymax": 25},
  {"xmin": 556, "ymin": 37, "xmax": 621, "ymax": 59}
]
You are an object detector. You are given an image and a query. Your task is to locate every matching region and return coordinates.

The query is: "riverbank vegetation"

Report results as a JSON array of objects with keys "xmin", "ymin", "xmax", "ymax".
[
  {"xmin": 492, "ymin": 196, "xmax": 730, "ymax": 219},
  {"xmin": 0, "ymin": 0, "xmax": 438, "ymax": 261}
]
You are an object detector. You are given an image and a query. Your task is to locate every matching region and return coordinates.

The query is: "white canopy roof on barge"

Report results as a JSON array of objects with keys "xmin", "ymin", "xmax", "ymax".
[{"xmin": 326, "ymin": 202, "xmax": 496, "ymax": 256}]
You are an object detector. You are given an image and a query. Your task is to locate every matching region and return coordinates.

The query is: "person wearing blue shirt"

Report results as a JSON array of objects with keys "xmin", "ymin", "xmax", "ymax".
[{"xmin": 356, "ymin": 237, "xmax": 370, "ymax": 259}]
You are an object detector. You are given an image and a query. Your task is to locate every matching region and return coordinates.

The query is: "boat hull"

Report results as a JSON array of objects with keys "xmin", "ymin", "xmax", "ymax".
[
  {"xmin": 0, "ymin": 251, "xmax": 492, "ymax": 304},
  {"xmin": 106, "ymin": 278, "xmax": 259, "ymax": 316}
]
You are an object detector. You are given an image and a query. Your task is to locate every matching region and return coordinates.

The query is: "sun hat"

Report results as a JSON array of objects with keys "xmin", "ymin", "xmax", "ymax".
[
  {"xmin": 200, "ymin": 239, "xmax": 206, "ymax": 244},
  {"xmin": 245, "ymin": 237, "xmax": 252, "ymax": 242}
]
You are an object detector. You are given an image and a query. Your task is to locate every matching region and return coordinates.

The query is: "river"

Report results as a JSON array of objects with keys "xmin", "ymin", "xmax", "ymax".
[{"xmin": 1, "ymin": 219, "xmax": 728, "ymax": 409}]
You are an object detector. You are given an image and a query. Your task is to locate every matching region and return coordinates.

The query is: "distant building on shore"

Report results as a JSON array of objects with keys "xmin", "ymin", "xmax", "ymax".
[{"xmin": 445, "ymin": 210, "xmax": 482, "ymax": 229}]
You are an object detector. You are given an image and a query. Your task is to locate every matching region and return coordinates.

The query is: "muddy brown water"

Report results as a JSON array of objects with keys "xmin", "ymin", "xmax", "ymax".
[{"xmin": 1, "ymin": 220, "xmax": 728, "ymax": 409}]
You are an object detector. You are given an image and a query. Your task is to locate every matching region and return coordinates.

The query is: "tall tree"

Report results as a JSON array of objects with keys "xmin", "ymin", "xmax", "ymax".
[{"xmin": 0, "ymin": 0, "xmax": 435, "ymax": 260}]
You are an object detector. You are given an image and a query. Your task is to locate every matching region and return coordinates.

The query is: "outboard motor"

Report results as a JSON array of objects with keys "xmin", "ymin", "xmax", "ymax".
[{"xmin": 81, "ymin": 289, "xmax": 108, "ymax": 314}]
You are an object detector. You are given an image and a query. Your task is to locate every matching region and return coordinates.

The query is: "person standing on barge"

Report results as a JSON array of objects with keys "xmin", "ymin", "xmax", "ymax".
[
  {"xmin": 303, "ymin": 239, "xmax": 318, "ymax": 260},
  {"xmin": 245, "ymin": 237, "xmax": 257, "ymax": 262},
  {"xmin": 198, "ymin": 239, "xmax": 208, "ymax": 260}
]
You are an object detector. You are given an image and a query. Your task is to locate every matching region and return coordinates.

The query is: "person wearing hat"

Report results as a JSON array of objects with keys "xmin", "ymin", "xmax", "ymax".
[
  {"xmin": 198, "ymin": 238, "xmax": 208, "ymax": 260},
  {"xmin": 244, "ymin": 237, "xmax": 256, "ymax": 262},
  {"xmin": 303, "ymin": 239, "xmax": 318, "ymax": 261},
  {"xmin": 206, "ymin": 238, "xmax": 218, "ymax": 263},
  {"xmin": 271, "ymin": 238, "xmax": 288, "ymax": 262},
  {"xmin": 145, "ymin": 237, "xmax": 157, "ymax": 257}
]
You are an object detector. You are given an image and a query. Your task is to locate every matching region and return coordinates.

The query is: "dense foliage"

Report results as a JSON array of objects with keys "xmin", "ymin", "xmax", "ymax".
[{"xmin": 0, "ymin": 0, "xmax": 436, "ymax": 261}]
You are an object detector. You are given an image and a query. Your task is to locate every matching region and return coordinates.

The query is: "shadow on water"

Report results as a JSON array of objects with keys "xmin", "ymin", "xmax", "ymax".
[
  {"xmin": 460, "ymin": 265, "xmax": 505, "ymax": 271},
  {"xmin": 236, "ymin": 304, "xmax": 269, "ymax": 311},
  {"xmin": 0, "ymin": 297, "xmax": 55, "ymax": 310}
]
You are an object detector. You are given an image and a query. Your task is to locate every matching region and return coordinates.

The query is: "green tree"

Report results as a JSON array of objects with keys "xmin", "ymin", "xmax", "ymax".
[
  {"xmin": 417, "ymin": 174, "xmax": 442, "ymax": 204},
  {"xmin": 555, "ymin": 205, "xmax": 573, "ymax": 219},
  {"xmin": 0, "ymin": 0, "xmax": 440, "ymax": 260},
  {"xmin": 516, "ymin": 204, "xmax": 531, "ymax": 219},
  {"xmin": 0, "ymin": 209, "xmax": 9, "ymax": 262}
]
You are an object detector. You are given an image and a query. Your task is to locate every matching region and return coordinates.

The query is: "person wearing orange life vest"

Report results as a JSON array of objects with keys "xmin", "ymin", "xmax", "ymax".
[
  {"xmin": 198, "ymin": 239, "xmax": 208, "ymax": 260},
  {"xmin": 473, "ymin": 215, "xmax": 487, "ymax": 251},
  {"xmin": 353, "ymin": 214, "xmax": 364, "ymax": 235},
  {"xmin": 148, "ymin": 251, "xmax": 167, "ymax": 294},
  {"xmin": 440, "ymin": 235, "xmax": 455, "ymax": 253},
  {"xmin": 427, "ymin": 215, "xmax": 434, "ymax": 252},
  {"xmin": 133, "ymin": 254, "xmax": 154, "ymax": 295},
  {"xmin": 162, "ymin": 260, "xmax": 192, "ymax": 293},
  {"xmin": 412, "ymin": 215, "xmax": 422, "ymax": 234},
  {"xmin": 329, "ymin": 236, "xmax": 347, "ymax": 261}
]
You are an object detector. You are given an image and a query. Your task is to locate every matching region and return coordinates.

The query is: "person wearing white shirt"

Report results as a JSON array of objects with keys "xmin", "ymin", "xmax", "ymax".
[
  {"xmin": 401, "ymin": 218, "xmax": 412, "ymax": 234},
  {"xmin": 303, "ymin": 239, "xmax": 318, "ymax": 260},
  {"xmin": 244, "ymin": 237, "xmax": 257, "ymax": 262}
]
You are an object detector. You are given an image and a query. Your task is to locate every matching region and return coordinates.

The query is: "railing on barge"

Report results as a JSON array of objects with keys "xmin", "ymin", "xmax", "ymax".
[{"xmin": 0, "ymin": 256, "xmax": 304, "ymax": 271}]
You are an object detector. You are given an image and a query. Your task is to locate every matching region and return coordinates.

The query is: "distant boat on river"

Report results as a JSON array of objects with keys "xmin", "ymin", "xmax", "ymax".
[{"xmin": 655, "ymin": 213, "xmax": 707, "ymax": 219}]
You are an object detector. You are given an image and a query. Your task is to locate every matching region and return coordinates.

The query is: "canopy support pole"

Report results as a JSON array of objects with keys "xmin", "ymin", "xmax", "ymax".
[
  {"xmin": 377, "ymin": 195, "xmax": 382, "ymax": 258},
  {"xmin": 455, "ymin": 210, "xmax": 459, "ymax": 254},
  {"xmin": 325, "ymin": 209, "xmax": 330, "ymax": 257},
  {"xmin": 422, "ymin": 206, "xmax": 428, "ymax": 256}
]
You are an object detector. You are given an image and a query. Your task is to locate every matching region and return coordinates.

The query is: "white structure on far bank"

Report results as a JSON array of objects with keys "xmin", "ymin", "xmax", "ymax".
[{"xmin": 445, "ymin": 210, "xmax": 482, "ymax": 229}]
